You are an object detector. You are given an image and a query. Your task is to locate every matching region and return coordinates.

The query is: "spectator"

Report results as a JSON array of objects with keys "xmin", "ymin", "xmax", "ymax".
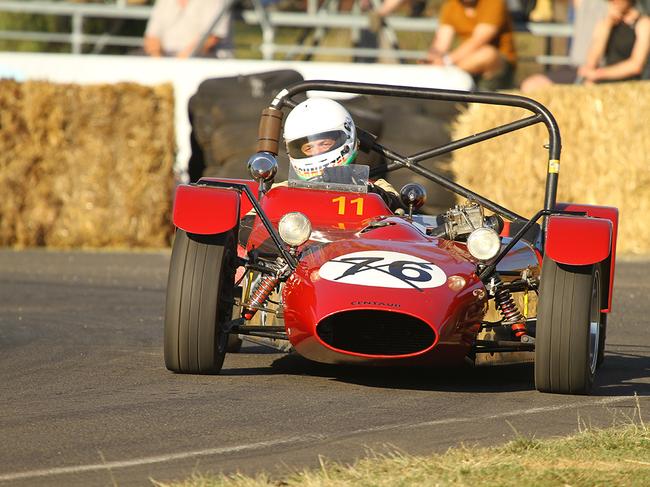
[
  {"xmin": 521, "ymin": 0, "xmax": 608, "ymax": 91},
  {"xmin": 370, "ymin": 0, "xmax": 529, "ymax": 28},
  {"xmin": 422, "ymin": 0, "xmax": 517, "ymax": 90},
  {"xmin": 143, "ymin": 0, "xmax": 234, "ymax": 58},
  {"xmin": 521, "ymin": 0, "xmax": 650, "ymax": 91},
  {"xmin": 567, "ymin": 0, "xmax": 610, "ymax": 67},
  {"xmin": 580, "ymin": 0, "xmax": 650, "ymax": 83}
]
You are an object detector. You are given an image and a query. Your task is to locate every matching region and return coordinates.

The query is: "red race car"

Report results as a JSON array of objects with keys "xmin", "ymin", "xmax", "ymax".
[{"xmin": 164, "ymin": 81, "xmax": 618, "ymax": 395}]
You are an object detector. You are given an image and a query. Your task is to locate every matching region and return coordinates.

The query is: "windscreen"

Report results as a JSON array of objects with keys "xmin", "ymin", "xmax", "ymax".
[{"xmin": 288, "ymin": 164, "xmax": 369, "ymax": 193}]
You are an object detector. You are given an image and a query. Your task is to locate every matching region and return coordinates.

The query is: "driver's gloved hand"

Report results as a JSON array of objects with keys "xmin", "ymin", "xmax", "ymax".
[
  {"xmin": 322, "ymin": 165, "xmax": 355, "ymax": 184},
  {"xmin": 368, "ymin": 180, "xmax": 409, "ymax": 213}
]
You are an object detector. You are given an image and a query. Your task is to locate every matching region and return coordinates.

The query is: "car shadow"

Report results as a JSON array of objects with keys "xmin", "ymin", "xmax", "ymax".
[
  {"xmin": 293, "ymin": 356, "xmax": 537, "ymax": 393},
  {"xmin": 592, "ymin": 349, "xmax": 650, "ymax": 397},
  {"xmin": 224, "ymin": 351, "xmax": 536, "ymax": 393},
  {"xmin": 223, "ymin": 347, "xmax": 650, "ymax": 396}
]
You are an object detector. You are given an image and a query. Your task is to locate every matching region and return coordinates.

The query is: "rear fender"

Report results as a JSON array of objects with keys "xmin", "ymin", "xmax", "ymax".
[{"xmin": 173, "ymin": 184, "xmax": 240, "ymax": 235}]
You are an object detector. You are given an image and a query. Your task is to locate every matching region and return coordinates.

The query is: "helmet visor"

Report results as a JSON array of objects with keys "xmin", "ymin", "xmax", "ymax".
[{"xmin": 287, "ymin": 130, "xmax": 349, "ymax": 159}]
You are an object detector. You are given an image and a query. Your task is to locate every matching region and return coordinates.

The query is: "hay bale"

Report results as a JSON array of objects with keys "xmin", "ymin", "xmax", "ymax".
[
  {"xmin": 450, "ymin": 81, "xmax": 650, "ymax": 254},
  {"xmin": 0, "ymin": 80, "xmax": 175, "ymax": 248}
]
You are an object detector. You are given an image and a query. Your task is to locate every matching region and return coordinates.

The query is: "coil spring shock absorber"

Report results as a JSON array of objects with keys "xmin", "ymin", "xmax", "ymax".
[
  {"xmin": 243, "ymin": 274, "xmax": 279, "ymax": 320},
  {"xmin": 493, "ymin": 277, "xmax": 527, "ymax": 338}
]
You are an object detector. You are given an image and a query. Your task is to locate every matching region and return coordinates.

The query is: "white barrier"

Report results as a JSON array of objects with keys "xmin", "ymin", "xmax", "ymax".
[{"xmin": 0, "ymin": 53, "xmax": 473, "ymax": 179}]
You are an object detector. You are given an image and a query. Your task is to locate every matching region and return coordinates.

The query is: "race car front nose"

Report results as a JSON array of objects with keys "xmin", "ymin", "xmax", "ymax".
[{"xmin": 315, "ymin": 310, "xmax": 436, "ymax": 357}]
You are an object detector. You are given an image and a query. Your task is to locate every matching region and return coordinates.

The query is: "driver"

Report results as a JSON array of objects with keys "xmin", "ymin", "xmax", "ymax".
[
  {"xmin": 298, "ymin": 137, "xmax": 338, "ymax": 158},
  {"xmin": 283, "ymin": 97, "xmax": 405, "ymax": 212}
]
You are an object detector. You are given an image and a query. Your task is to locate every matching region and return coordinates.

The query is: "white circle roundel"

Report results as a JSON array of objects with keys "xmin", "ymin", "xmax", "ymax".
[{"xmin": 318, "ymin": 250, "xmax": 447, "ymax": 290}]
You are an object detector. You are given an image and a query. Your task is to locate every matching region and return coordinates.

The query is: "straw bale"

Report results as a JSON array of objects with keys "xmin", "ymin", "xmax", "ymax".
[
  {"xmin": 450, "ymin": 81, "xmax": 650, "ymax": 254},
  {"xmin": 0, "ymin": 80, "xmax": 175, "ymax": 248}
]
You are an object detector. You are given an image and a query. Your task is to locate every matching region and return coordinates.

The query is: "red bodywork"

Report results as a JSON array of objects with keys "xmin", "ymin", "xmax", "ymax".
[
  {"xmin": 199, "ymin": 178, "xmax": 259, "ymax": 217},
  {"xmin": 545, "ymin": 215, "xmax": 612, "ymax": 265},
  {"xmin": 282, "ymin": 233, "xmax": 487, "ymax": 366},
  {"xmin": 552, "ymin": 203, "xmax": 618, "ymax": 312},
  {"xmin": 245, "ymin": 186, "xmax": 391, "ymax": 252},
  {"xmin": 173, "ymin": 184, "xmax": 240, "ymax": 235},
  {"xmin": 226, "ymin": 181, "xmax": 540, "ymax": 366},
  {"xmin": 173, "ymin": 177, "xmax": 618, "ymax": 366}
]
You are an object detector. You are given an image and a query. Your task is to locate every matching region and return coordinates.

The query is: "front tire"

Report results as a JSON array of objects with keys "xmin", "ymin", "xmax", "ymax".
[
  {"xmin": 164, "ymin": 229, "xmax": 237, "ymax": 374},
  {"xmin": 535, "ymin": 258, "xmax": 603, "ymax": 394}
]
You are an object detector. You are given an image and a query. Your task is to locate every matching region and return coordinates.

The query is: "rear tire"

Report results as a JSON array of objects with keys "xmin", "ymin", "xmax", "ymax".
[
  {"xmin": 535, "ymin": 258, "xmax": 603, "ymax": 394},
  {"xmin": 164, "ymin": 229, "xmax": 237, "ymax": 374}
]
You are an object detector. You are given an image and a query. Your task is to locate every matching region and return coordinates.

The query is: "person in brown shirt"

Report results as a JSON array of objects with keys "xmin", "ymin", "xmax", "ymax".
[{"xmin": 424, "ymin": 0, "xmax": 517, "ymax": 90}]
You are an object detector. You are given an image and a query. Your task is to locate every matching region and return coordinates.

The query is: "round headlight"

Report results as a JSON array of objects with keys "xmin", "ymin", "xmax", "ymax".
[
  {"xmin": 278, "ymin": 212, "xmax": 311, "ymax": 247},
  {"xmin": 467, "ymin": 227, "xmax": 501, "ymax": 261}
]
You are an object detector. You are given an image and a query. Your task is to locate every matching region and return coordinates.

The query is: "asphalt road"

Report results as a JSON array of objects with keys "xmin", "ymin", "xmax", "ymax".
[{"xmin": 0, "ymin": 249, "xmax": 648, "ymax": 486}]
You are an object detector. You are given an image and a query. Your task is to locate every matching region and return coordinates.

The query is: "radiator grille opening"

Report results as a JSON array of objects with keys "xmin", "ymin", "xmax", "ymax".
[{"xmin": 316, "ymin": 310, "xmax": 435, "ymax": 356}]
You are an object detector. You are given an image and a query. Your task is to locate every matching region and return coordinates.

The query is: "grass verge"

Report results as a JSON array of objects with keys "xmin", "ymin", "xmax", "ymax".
[{"xmin": 158, "ymin": 409, "xmax": 649, "ymax": 487}]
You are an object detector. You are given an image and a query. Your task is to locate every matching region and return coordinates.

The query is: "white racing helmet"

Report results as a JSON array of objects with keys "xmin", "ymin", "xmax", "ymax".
[{"xmin": 283, "ymin": 97, "xmax": 357, "ymax": 180}]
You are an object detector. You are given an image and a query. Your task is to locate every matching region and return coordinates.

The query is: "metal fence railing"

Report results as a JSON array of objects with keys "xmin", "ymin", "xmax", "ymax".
[
  {"xmin": 0, "ymin": 1, "xmax": 151, "ymax": 54},
  {"xmin": 0, "ymin": 0, "xmax": 572, "ymax": 64}
]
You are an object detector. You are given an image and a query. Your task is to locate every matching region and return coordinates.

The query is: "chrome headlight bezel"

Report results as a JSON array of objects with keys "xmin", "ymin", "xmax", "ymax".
[
  {"xmin": 278, "ymin": 212, "xmax": 312, "ymax": 247},
  {"xmin": 467, "ymin": 227, "xmax": 501, "ymax": 262}
]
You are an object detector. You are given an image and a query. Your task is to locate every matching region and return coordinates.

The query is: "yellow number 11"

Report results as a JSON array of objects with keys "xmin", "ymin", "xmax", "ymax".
[{"xmin": 332, "ymin": 196, "xmax": 364, "ymax": 216}]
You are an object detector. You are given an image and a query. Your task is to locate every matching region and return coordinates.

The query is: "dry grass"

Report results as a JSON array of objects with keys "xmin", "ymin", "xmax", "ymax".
[
  {"xmin": 450, "ymin": 81, "xmax": 650, "ymax": 254},
  {"xmin": 157, "ymin": 417, "xmax": 650, "ymax": 487},
  {"xmin": 0, "ymin": 80, "xmax": 175, "ymax": 248}
]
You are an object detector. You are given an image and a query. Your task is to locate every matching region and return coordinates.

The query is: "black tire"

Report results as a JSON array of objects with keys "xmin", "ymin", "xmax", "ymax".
[
  {"xmin": 226, "ymin": 334, "xmax": 243, "ymax": 353},
  {"xmin": 164, "ymin": 229, "xmax": 237, "ymax": 374},
  {"xmin": 209, "ymin": 121, "xmax": 258, "ymax": 163},
  {"xmin": 535, "ymin": 258, "xmax": 603, "ymax": 394},
  {"xmin": 188, "ymin": 70, "xmax": 304, "ymax": 180}
]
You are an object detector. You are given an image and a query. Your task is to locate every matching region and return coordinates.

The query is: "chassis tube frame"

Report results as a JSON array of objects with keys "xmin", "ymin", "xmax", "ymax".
[
  {"xmin": 197, "ymin": 179, "xmax": 298, "ymax": 269},
  {"xmin": 271, "ymin": 80, "xmax": 563, "ymax": 268},
  {"xmin": 272, "ymin": 80, "xmax": 561, "ymax": 217}
]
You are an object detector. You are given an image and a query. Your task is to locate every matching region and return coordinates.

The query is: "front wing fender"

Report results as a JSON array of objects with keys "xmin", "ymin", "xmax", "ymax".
[
  {"xmin": 173, "ymin": 184, "xmax": 240, "ymax": 235},
  {"xmin": 545, "ymin": 215, "xmax": 612, "ymax": 266},
  {"xmin": 551, "ymin": 204, "xmax": 619, "ymax": 312}
]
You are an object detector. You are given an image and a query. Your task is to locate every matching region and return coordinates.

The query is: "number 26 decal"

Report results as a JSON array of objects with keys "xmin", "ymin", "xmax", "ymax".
[{"xmin": 332, "ymin": 196, "xmax": 364, "ymax": 216}]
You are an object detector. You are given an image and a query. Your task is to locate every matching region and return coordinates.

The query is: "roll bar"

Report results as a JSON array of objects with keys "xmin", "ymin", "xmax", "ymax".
[{"xmin": 270, "ymin": 80, "xmax": 562, "ymax": 220}]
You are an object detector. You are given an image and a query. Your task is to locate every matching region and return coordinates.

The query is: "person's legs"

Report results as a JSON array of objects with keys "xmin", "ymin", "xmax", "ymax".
[
  {"xmin": 520, "ymin": 66, "xmax": 578, "ymax": 93},
  {"xmin": 456, "ymin": 46, "xmax": 515, "ymax": 90},
  {"xmin": 454, "ymin": 44, "xmax": 503, "ymax": 76},
  {"xmin": 520, "ymin": 73, "xmax": 554, "ymax": 92}
]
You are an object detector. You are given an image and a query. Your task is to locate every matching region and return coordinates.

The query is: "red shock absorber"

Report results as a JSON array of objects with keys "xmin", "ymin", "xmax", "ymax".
[
  {"xmin": 494, "ymin": 282, "xmax": 527, "ymax": 338},
  {"xmin": 243, "ymin": 274, "xmax": 279, "ymax": 320}
]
